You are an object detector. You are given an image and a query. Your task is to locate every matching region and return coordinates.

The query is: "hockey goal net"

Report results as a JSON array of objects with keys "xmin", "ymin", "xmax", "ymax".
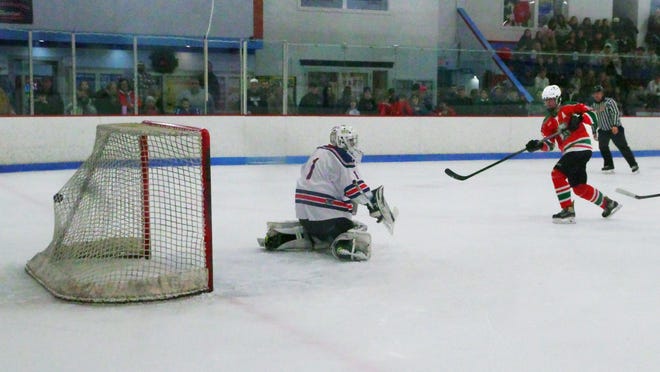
[{"xmin": 26, "ymin": 121, "xmax": 213, "ymax": 302}]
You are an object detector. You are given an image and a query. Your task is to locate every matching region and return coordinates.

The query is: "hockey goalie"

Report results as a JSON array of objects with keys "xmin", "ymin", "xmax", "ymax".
[{"xmin": 258, "ymin": 125, "xmax": 397, "ymax": 261}]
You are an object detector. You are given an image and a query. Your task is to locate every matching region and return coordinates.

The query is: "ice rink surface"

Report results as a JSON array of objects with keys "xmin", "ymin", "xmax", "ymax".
[{"xmin": 1, "ymin": 157, "xmax": 659, "ymax": 372}]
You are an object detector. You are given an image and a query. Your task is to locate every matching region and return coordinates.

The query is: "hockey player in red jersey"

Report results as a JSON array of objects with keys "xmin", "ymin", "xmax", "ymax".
[{"xmin": 525, "ymin": 85, "xmax": 622, "ymax": 223}]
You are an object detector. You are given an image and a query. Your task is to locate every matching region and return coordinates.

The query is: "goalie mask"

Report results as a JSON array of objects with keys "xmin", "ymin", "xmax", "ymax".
[{"xmin": 330, "ymin": 125, "xmax": 362, "ymax": 161}]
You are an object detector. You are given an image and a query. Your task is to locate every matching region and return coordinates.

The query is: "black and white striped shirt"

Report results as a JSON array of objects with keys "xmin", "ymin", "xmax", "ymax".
[{"xmin": 591, "ymin": 97, "xmax": 621, "ymax": 131}]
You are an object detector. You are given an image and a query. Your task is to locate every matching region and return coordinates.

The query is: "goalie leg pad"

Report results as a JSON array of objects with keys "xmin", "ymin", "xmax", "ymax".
[
  {"xmin": 258, "ymin": 220, "xmax": 313, "ymax": 251},
  {"xmin": 330, "ymin": 229, "xmax": 372, "ymax": 261}
]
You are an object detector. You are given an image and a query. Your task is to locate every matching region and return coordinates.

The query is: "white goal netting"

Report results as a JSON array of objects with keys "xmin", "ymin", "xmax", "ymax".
[{"xmin": 26, "ymin": 121, "xmax": 213, "ymax": 303}]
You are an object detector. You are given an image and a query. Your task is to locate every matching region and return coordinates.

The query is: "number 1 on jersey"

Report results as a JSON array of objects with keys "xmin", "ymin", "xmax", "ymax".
[{"xmin": 306, "ymin": 157, "xmax": 319, "ymax": 180}]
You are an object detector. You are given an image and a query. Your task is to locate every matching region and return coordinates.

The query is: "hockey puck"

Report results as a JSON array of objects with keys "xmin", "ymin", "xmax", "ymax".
[{"xmin": 53, "ymin": 193, "xmax": 64, "ymax": 203}]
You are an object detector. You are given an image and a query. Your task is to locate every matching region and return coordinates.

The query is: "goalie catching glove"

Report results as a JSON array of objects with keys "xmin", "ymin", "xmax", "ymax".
[{"xmin": 367, "ymin": 202, "xmax": 383, "ymax": 222}]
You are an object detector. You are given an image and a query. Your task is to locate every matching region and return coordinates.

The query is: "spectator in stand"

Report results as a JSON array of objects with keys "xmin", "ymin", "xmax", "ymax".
[
  {"xmin": 137, "ymin": 61, "xmax": 156, "ymax": 105},
  {"xmin": 451, "ymin": 86, "xmax": 472, "ymax": 106},
  {"xmin": 516, "ymin": 28, "xmax": 534, "ymax": 51},
  {"xmin": 599, "ymin": 19, "xmax": 612, "ymax": 38},
  {"xmin": 410, "ymin": 83, "xmax": 433, "ymax": 112},
  {"xmin": 77, "ymin": 80, "xmax": 92, "ymax": 99},
  {"xmin": 568, "ymin": 68, "xmax": 584, "ymax": 96},
  {"xmin": 389, "ymin": 95, "xmax": 413, "ymax": 116},
  {"xmin": 409, "ymin": 95, "xmax": 429, "ymax": 115},
  {"xmin": 588, "ymin": 45, "xmax": 604, "ymax": 70},
  {"xmin": 559, "ymin": 31, "xmax": 576, "ymax": 52},
  {"xmin": 266, "ymin": 82, "xmax": 289, "ymax": 115},
  {"xmin": 298, "ymin": 82, "xmax": 322, "ymax": 115},
  {"xmin": 575, "ymin": 29, "xmax": 589, "ymax": 51},
  {"xmin": 475, "ymin": 89, "xmax": 491, "ymax": 115},
  {"xmin": 204, "ymin": 61, "xmax": 221, "ymax": 111},
  {"xmin": 346, "ymin": 98, "xmax": 360, "ymax": 115},
  {"xmin": 554, "ymin": 15, "xmax": 572, "ymax": 44},
  {"xmin": 567, "ymin": 16, "xmax": 579, "ymax": 32},
  {"xmin": 142, "ymin": 96, "xmax": 160, "ymax": 115},
  {"xmin": 519, "ymin": 67, "xmax": 536, "ymax": 88},
  {"xmin": 357, "ymin": 86, "xmax": 377, "ymax": 115},
  {"xmin": 377, "ymin": 88, "xmax": 397, "ymax": 116},
  {"xmin": 476, "ymin": 89, "xmax": 491, "ymax": 105},
  {"xmin": 117, "ymin": 78, "xmax": 139, "ymax": 115},
  {"xmin": 246, "ymin": 78, "xmax": 267, "ymax": 115},
  {"xmin": 336, "ymin": 86, "xmax": 353, "ymax": 114},
  {"xmin": 539, "ymin": 25, "xmax": 557, "ymax": 52},
  {"xmin": 178, "ymin": 77, "xmax": 213, "ymax": 114},
  {"xmin": 625, "ymin": 83, "xmax": 648, "ymax": 114},
  {"xmin": 469, "ymin": 88, "xmax": 480, "ymax": 103},
  {"xmin": 533, "ymin": 68, "xmax": 550, "ymax": 100},
  {"xmin": 95, "ymin": 82, "xmax": 121, "ymax": 115},
  {"xmin": 435, "ymin": 101, "xmax": 456, "ymax": 116},
  {"xmin": 590, "ymin": 31, "xmax": 605, "ymax": 51},
  {"xmin": 596, "ymin": 71, "xmax": 615, "ymax": 95},
  {"xmin": 175, "ymin": 97, "xmax": 200, "ymax": 115},
  {"xmin": 65, "ymin": 89, "xmax": 97, "ymax": 115},
  {"xmin": 647, "ymin": 75, "xmax": 660, "ymax": 109},
  {"xmin": 579, "ymin": 17, "xmax": 594, "ymax": 40},
  {"xmin": 321, "ymin": 85, "xmax": 336, "ymax": 114},
  {"xmin": 34, "ymin": 76, "xmax": 64, "ymax": 115},
  {"xmin": 645, "ymin": 8, "xmax": 660, "ymax": 54},
  {"xmin": 0, "ymin": 86, "xmax": 16, "ymax": 115},
  {"xmin": 604, "ymin": 32, "xmax": 619, "ymax": 53}
]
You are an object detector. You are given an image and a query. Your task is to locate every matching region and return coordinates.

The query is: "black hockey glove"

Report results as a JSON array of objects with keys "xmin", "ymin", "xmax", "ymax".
[
  {"xmin": 525, "ymin": 139, "xmax": 543, "ymax": 152},
  {"xmin": 567, "ymin": 113, "xmax": 583, "ymax": 131}
]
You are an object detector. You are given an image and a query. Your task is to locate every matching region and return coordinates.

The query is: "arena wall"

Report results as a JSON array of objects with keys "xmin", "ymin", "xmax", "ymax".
[{"xmin": 1, "ymin": 116, "xmax": 659, "ymax": 172}]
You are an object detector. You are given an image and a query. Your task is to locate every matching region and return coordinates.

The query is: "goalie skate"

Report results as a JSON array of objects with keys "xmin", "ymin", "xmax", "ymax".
[
  {"xmin": 371, "ymin": 186, "xmax": 398, "ymax": 235},
  {"xmin": 257, "ymin": 221, "xmax": 314, "ymax": 251}
]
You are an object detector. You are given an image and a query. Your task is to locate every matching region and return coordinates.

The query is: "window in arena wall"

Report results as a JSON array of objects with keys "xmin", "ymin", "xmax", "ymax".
[
  {"xmin": 503, "ymin": 0, "xmax": 535, "ymax": 27},
  {"xmin": 537, "ymin": 0, "xmax": 569, "ymax": 26},
  {"xmin": 301, "ymin": 0, "xmax": 388, "ymax": 11},
  {"xmin": 502, "ymin": 0, "xmax": 569, "ymax": 28}
]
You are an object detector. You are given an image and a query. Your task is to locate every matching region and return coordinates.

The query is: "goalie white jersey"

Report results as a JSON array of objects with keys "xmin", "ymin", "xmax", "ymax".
[{"xmin": 295, "ymin": 145, "xmax": 372, "ymax": 221}]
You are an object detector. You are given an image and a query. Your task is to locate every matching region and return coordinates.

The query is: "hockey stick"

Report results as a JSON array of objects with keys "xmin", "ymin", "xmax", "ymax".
[
  {"xmin": 615, "ymin": 188, "xmax": 660, "ymax": 199},
  {"xmin": 444, "ymin": 132, "xmax": 562, "ymax": 181}
]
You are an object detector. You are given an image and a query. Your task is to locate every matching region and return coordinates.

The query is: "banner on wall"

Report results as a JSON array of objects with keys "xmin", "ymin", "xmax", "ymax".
[{"xmin": 0, "ymin": 0, "xmax": 33, "ymax": 24}]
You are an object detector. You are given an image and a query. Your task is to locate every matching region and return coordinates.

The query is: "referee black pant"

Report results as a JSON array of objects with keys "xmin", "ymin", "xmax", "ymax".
[{"xmin": 597, "ymin": 126, "xmax": 638, "ymax": 168}]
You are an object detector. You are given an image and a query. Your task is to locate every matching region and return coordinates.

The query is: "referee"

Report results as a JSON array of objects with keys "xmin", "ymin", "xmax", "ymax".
[{"xmin": 591, "ymin": 85, "xmax": 639, "ymax": 174}]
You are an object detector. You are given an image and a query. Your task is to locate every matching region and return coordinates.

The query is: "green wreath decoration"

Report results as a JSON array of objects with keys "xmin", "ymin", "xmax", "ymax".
[{"xmin": 149, "ymin": 48, "xmax": 179, "ymax": 74}]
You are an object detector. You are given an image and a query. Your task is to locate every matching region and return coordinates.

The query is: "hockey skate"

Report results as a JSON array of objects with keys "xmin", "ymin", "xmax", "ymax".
[
  {"xmin": 601, "ymin": 197, "xmax": 622, "ymax": 218},
  {"xmin": 552, "ymin": 204, "xmax": 576, "ymax": 224},
  {"xmin": 601, "ymin": 165, "xmax": 614, "ymax": 173}
]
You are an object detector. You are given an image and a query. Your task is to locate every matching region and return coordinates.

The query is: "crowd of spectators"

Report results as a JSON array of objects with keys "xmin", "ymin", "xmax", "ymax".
[
  {"xmin": 1, "ymin": 10, "xmax": 657, "ymax": 117},
  {"xmin": 506, "ymin": 12, "xmax": 659, "ymax": 115}
]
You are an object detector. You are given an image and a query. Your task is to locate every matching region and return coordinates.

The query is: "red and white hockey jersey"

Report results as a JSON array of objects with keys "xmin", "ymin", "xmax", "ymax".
[
  {"xmin": 539, "ymin": 103, "xmax": 596, "ymax": 154},
  {"xmin": 295, "ymin": 145, "xmax": 371, "ymax": 221}
]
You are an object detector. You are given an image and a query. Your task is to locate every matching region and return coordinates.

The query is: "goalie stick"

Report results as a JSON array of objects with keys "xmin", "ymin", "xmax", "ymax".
[
  {"xmin": 444, "ymin": 131, "xmax": 562, "ymax": 181},
  {"xmin": 355, "ymin": 180, "xmax": 398, "ymax": 235},
  {"xmin": 615, "ymin": 188, "xmax": 660, "ymax": 199}
]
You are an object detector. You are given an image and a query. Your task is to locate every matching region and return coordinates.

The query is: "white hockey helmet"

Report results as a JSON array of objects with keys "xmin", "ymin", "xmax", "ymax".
[
  {"xmin": 541, "ymin": 85, "xmax": 562, "ymax": 105},
  {"xmin": 330, "ymin": 125, "xmax": 361, "ymax": 160}
]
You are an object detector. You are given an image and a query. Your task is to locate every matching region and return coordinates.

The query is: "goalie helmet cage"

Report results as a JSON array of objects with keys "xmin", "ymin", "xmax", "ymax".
[{"xmin": 26, "ymin": 121, "xmax": 213, "ymax": 303}]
